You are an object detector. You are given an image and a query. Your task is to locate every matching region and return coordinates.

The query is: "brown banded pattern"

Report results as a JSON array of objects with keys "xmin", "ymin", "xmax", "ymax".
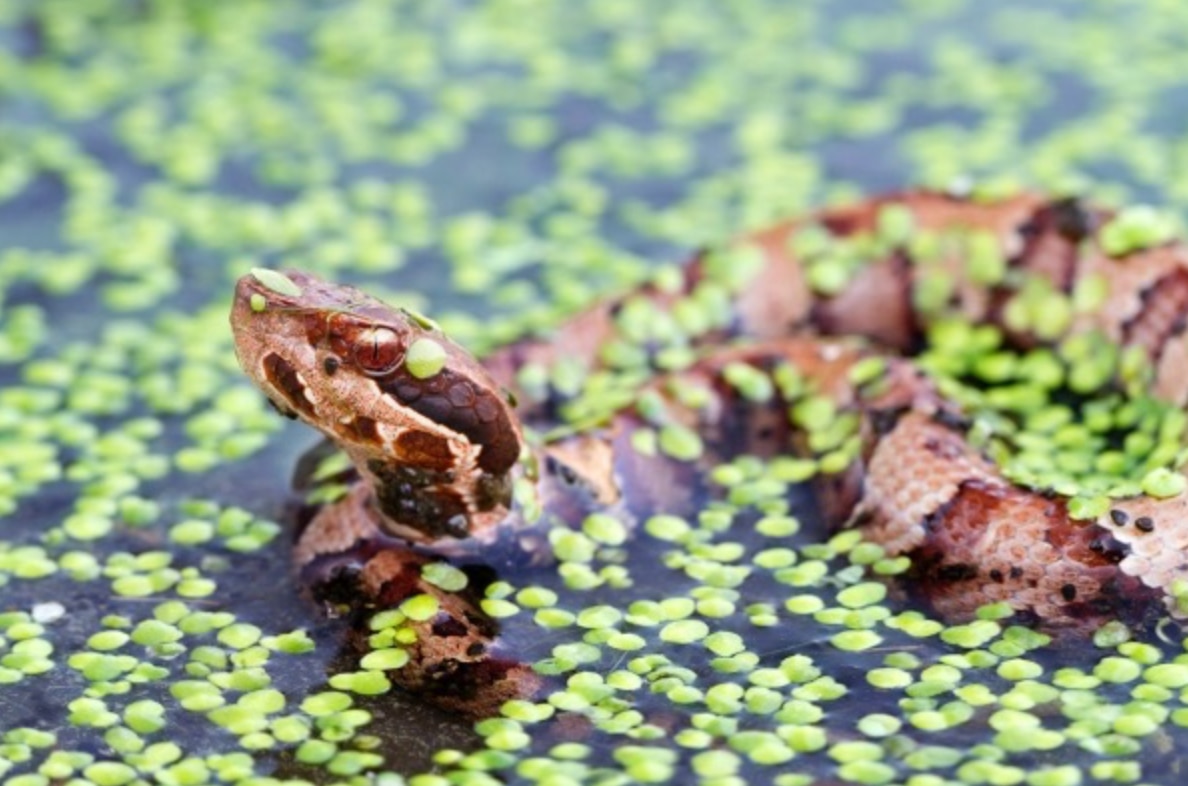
[{"xmin": 232, "ymin": 190, "xmax": 1188, "ymax": 717}]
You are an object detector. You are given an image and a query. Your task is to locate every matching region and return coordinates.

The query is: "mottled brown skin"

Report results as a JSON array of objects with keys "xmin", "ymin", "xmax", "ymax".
[
  {"xmin": 232, "ymin": 272, "xmax": 522, "ymax": 544},
  {"xmin": 232, "ymin": 189, "xmax": 1188, "ymax": 716},
  {"xmin": 481, "ymin": 189, "xmax": 1188, "ymax": 634},
  {"xmin": 481, "ymin": 190, "xmax": 1051, "ymax": 397},
  {"xmin": 297, "ymin": 503, "xmax": 541, "ymax": 718}
]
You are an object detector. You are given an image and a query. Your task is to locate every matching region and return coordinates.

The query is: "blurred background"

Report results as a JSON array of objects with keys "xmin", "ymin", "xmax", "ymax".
[{"xmin": 3, "ymin": 1, "xmax": 1188, "ymax": 784}]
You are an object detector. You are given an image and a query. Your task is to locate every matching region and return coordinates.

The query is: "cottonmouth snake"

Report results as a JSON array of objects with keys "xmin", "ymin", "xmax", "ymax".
[{"xmin": 230, "ymin": 189, "xmax": 1188, "ymax": 718}]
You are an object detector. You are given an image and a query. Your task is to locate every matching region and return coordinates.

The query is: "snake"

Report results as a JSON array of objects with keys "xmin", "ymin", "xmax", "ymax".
[{"xmin": 230, "ymin": 189, "xmax": 1188, "ymax": 718}]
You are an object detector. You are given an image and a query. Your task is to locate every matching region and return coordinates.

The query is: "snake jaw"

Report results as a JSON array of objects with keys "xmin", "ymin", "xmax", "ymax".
[{"xmin": 231, "ymin": 269, "xmax": 525, "ymax": 543}]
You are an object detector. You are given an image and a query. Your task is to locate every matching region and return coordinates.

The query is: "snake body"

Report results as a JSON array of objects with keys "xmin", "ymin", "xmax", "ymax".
[{"xmin": 231, "ymin": 190, "xmax": 1188, "ymax": 716}]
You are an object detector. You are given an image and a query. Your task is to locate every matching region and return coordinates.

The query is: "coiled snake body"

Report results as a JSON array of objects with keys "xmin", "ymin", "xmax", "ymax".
[{"xmin": 231, "ymin": 190, "xmax": 1188, "ymax": 717}]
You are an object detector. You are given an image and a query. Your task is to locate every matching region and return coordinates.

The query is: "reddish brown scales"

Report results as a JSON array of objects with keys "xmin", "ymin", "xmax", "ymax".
[
  {"xmin": 231, "ymin": 190, "xmax": 1188, "ymax": 719},
  {"xmin": 910, "ymin": 480, "xmax": 1144, "ymax": 630},
  {"xmin": 393, "ymin": 430, "xmax": 455, "ymax": 471},
  {"xmin": 302, "ymin": 310, "xmax": 334, "ymax": 348},
  {"xmin": 362, "ymin": 548, "xmax": 427, "ymax": 604},
  {"xmin": 1011, "ymin": 197, "xmax": 1099, "ymax": 291},
  {"xmin": 1043, "ymin": 509, "xmax": 1127, "ymax": 568},
  {"xmin": 1122, "ymin": 267, "xmax": 1188, "ymax": 361},
  {"xmin": 480, "ymin": 190, "xmax": 1047, "ymax": 409},
  {"xmin": 357, "ymin": 549, "xmax": 540, "ymax": 718},
  {"xmin": 811, "ymin": 251, "xmax": 919, "ymax": 351}
]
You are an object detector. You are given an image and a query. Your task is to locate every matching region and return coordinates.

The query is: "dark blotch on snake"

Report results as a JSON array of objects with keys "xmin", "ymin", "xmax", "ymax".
[
  {"xmin": 432, "ymin": 617, "xmax": 469, "ymax": 638},
  {"xmin": 343, "ymin": 416, "xmax": 379, "ymax": 444},
  {"xmin": 1122, "ymin": 269, "xmax": 1188, "ymax": 361},
  {"xmin": 869, "ymin": 406, "xmax": 909, "ymax": 436},
  {"xmin": 367, "ymin": 458, "xmax": 471, "ymax": 538},
  {"xmin": 262, "ymin": 352, "xmax": 315, "ymax": 418},
  {"xmin": 384, "ymin": 369, "xmax": 520, "ymax": 475}
]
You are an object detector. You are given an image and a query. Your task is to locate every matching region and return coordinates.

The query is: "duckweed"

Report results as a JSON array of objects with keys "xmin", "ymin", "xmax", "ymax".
[
  {"xmin": 1100, "ymin": 206, "xmax": 1178, "ymax": 257},
  {"xmin": 831, "ymin": 630, "xmax": 884, "ymax": 652},
  {"xmin": 327, "ymin": 671, "xmax": 392, "ymax": 696},
  {"xmin": 658, "ymin": 423, "xmax": 705, "ymax": 461},
  {"xmin": 7, "ymin": 3, "xmax": 1188, "ymax": 786},
  {"xmin": 405, "ymin": 338, "xmax": 448, "ymax": 379},
  {"xmin": 399, "ymin": 594, "xmax": 441, "ymax": 622},
  {"xmin": 480, "ymin": 598, "xmax": 521, "ymax": 619},
  {"xmin": 248, "ymin": 268, "xmax": 302, "ymax": 297},
  {"xmin": 216, "ymin": 624, "xmax": 263, "ymax": 650}
]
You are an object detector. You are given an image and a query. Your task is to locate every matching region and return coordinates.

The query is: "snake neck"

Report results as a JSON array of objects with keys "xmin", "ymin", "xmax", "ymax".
[{"xmin": 363, "ymin": 454, "xmax": 520, "ymax": 543}]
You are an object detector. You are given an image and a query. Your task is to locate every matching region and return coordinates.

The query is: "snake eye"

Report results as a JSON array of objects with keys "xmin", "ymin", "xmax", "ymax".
[{"xmin": 354, "ymin": 327, "xmax": 404, "ymax": 374}]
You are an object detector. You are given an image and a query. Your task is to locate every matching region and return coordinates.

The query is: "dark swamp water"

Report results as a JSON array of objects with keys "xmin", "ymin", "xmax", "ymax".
[{"xmin": 4, "ymin": 1, "xmax": 1188, "ymax": 784}]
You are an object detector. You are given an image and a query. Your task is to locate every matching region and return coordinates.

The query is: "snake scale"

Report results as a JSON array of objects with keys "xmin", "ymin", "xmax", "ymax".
[{"xmin": 231, "ymin": 189, "xmax": 1188, "ymax": 717}]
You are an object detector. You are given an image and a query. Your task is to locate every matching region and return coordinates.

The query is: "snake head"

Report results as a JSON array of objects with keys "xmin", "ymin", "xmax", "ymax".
[{"xmin": 231, "ymin": 268, "xmax": 522, "ymax": 542}]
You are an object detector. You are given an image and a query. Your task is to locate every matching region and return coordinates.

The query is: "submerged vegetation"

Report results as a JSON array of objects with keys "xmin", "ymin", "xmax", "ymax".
[{"xmin": 6, "ymin": 1, "xmax": 1188, "ymax": 784}]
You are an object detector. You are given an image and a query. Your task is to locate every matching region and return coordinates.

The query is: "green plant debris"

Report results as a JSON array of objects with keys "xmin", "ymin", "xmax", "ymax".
[{"xmin": 6, "ymin": 1, "xmax": 1188, "ymax": 785}]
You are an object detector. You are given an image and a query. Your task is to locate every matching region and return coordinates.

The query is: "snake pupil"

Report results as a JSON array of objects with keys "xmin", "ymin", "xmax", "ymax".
[{"xmin": 355, "ymin": 327, "xmax": 403, "ymax": 374}]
